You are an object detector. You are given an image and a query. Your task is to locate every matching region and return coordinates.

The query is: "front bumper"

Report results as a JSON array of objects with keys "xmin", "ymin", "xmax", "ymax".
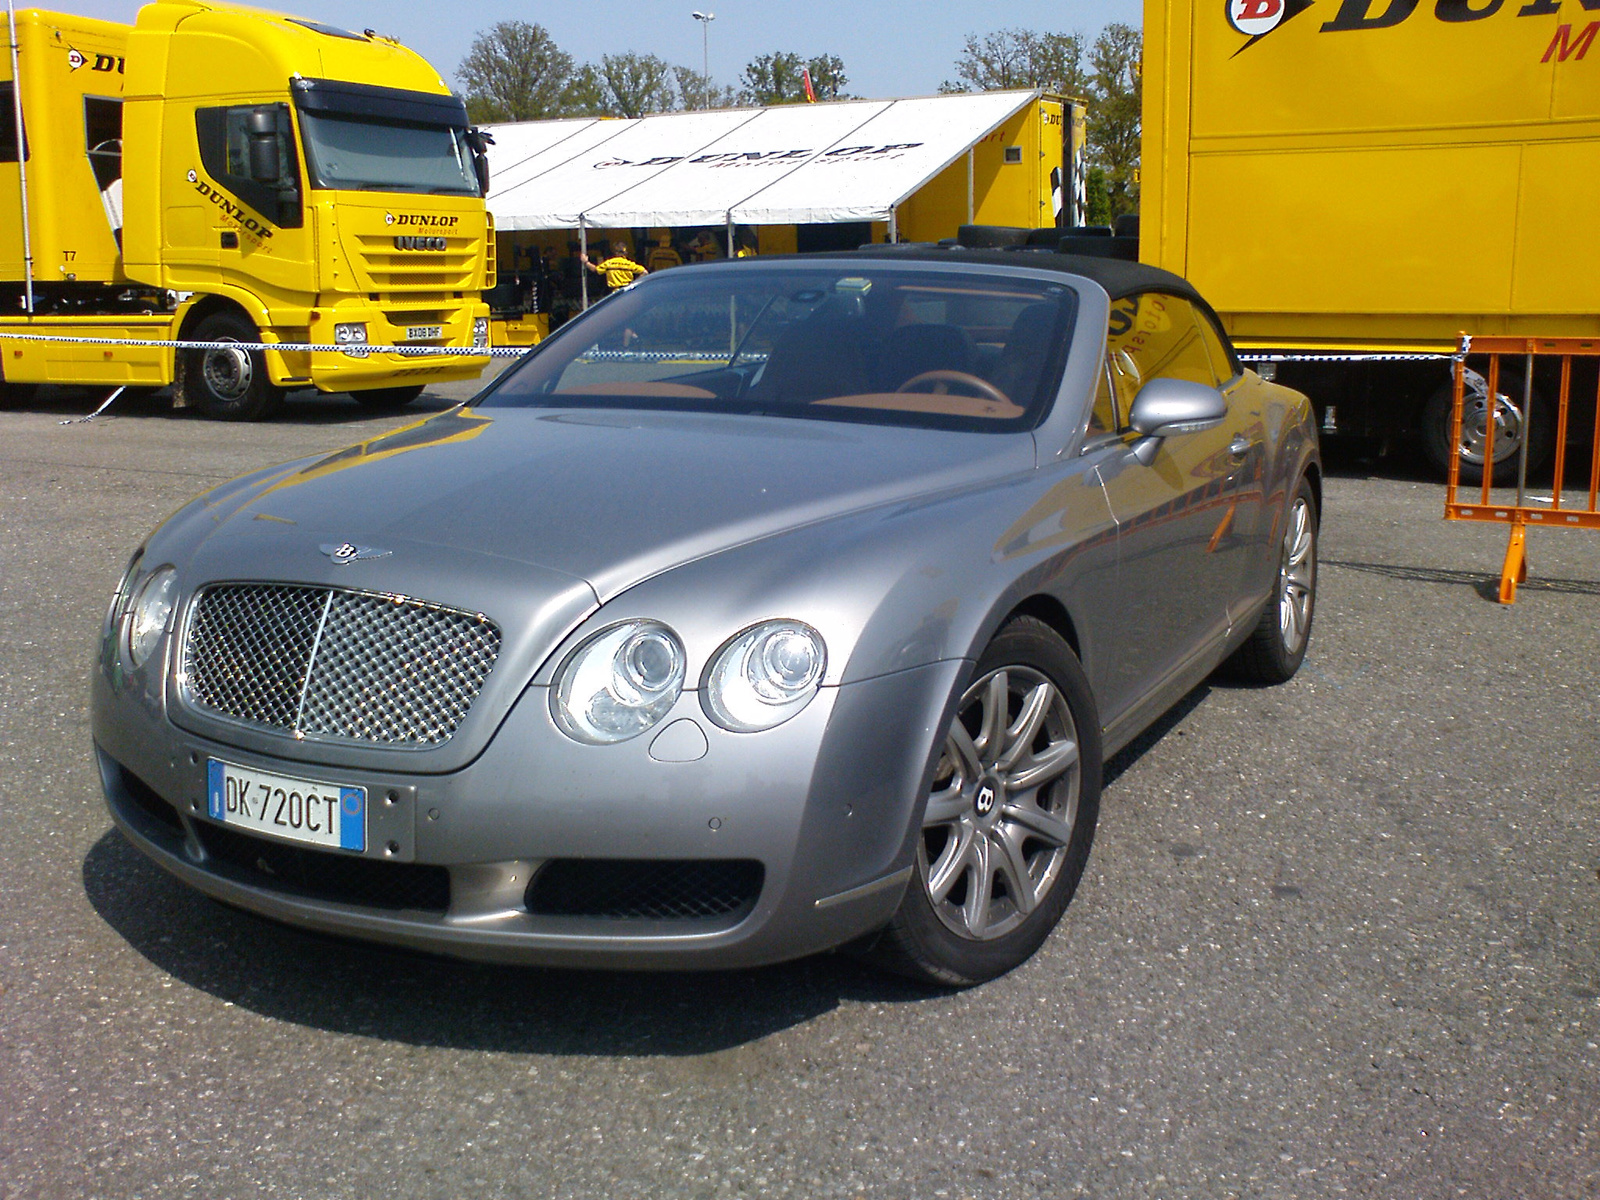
[
  {"xmin": 92, "ymin": 658, "xmax": 962, "ymax": 970},
  {"xmin": 267, "ymin": 301, "xmax": 493, "ymax": 393}
]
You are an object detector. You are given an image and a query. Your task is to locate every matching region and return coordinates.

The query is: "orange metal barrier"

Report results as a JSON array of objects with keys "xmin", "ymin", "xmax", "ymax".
[{"xmin": 1445, "ymin": 336, "xmax": 1600, "ymax": 603}]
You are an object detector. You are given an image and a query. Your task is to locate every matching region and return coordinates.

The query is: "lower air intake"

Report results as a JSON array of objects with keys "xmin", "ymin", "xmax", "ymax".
[{"xmin": 525, "ymin": 859, "xmax": 764, "ymax": 921}]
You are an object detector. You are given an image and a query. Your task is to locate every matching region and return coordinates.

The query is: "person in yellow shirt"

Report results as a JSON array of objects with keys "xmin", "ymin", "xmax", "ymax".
[
  {"xmin": 645, "ymin": 233, "xmax": 683, "ymax": 272},
  {"xmin": 582, "ymin": 240, "xmax": 649, "ymax": 291}
]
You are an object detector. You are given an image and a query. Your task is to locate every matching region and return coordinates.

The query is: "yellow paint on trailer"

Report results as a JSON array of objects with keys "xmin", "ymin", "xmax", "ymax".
[{"xmin": 1141, "ymin": 0, "xmax": 1600, "ymax": 349}]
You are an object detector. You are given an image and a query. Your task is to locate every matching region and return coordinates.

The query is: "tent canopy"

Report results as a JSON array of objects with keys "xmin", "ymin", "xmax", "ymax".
[{"xmin": 483, "ymin": 90, "xmax": 1041, "ymax": 232}]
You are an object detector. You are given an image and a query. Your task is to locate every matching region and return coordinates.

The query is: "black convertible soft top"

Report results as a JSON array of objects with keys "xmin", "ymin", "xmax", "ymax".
[{"xmin": 739, "ymin": 245, "xmax": 1205, "ymax": 305}]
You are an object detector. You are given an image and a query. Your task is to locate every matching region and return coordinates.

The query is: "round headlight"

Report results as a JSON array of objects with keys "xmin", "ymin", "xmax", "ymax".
[
  {"xmin": 703, "ymin": 620, "xmax": 827, "ymax": 733},
  {"xmin": 125, "ymin": 566, "xmax": 177, "ymax": 670},
  {"xmin": 551, "ymin": 620, "xmax": 686, "ymax": 744}
]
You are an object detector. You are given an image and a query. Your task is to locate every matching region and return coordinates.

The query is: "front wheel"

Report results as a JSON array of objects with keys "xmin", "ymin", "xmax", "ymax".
[
  {"xmin": 180, "ymin": 312, "xmax": 284, "ymax": 421},
  {"xmin": 865, "ymin": 616, "xmax": 1101, "ymax": 986},
  {"xmin": 351, "ymin": 384, "xmax": 425, "ymax": 411}
]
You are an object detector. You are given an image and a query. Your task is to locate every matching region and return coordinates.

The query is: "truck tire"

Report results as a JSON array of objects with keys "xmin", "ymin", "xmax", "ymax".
[
  {"xmin": 181, "ymin": 312, "xmax": 284, "ymax": 422},
  {"xmin": 351, "ymin": 384, "xmax": 425, "ymax": 411},
  {"xmin": 1421, "ymin": 376, "xmax": 1553, "ymax": 487}
]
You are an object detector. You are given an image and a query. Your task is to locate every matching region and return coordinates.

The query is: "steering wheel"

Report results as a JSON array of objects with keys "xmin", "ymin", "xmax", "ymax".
[{"xmin": 895, "ymin": 370, "xmax": 1010, "ymax": 404}]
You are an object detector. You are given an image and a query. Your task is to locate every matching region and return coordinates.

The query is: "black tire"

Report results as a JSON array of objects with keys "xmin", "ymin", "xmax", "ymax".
[
  {"xmin": 1420, "ymin": 377, "xmax": 1553, "ymax": 487},
  {"xmin": 1224, "ymin": 476, "xmax": 1318, "ymax": 685},
  {"xmin": 865, "ymin": 615, "xmax": 1102, "ymax": 986},
  {"xmin": 180, "ymin": 311, "xmax": 284, "ymax": 421},
  {"xmin": 351, "ymin": 384, "xmax": 425, "ymax": 411}
]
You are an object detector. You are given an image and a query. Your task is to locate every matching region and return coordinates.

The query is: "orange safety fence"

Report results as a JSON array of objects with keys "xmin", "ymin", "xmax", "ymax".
[{"xmin": 1445, "ymin": 336, "xmax": 1600, "ymax": 603}]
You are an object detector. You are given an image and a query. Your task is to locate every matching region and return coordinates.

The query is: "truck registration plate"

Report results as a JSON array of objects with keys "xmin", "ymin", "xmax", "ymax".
[
  {"xmin": 206, "ymin": 759, "xmax": 366, "ymax": 852},
  {"xmin": 405, "ymin": 325, "xmax": 443, "ymax": 341}
]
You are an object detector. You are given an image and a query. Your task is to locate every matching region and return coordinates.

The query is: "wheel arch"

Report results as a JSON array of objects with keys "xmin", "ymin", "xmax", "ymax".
[{"xmin": 176, "ymin": 294, "xmax": 260, "ymax": 341}]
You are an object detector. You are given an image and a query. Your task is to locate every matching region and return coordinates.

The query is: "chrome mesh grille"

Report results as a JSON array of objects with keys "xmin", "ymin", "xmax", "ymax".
[{"xmin": 183, "ymin": 584, "xmax": 500, "ymax": 746}]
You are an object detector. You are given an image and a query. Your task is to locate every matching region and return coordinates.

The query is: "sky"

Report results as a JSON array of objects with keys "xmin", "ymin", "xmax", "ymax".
[{"xmin": 64, "ymin": 0, "xmax": 1143, "ymax": 99}]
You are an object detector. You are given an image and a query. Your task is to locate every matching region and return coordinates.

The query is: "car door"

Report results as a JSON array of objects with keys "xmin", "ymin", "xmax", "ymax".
[{"xmin": 1080, "ymin": 291, "xmax": 1256, "ymax": 726}]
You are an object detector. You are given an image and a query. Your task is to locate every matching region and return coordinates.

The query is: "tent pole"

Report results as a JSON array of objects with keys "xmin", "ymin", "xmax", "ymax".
[
  {"xmin": 887, "ymin": 207, "xmax": 897, "ymax": 244},
  {"xmin": 966, "ymin": 148, "xmax": 974, "ymax": 226},
  {"xmin": 578, "ymin": 218, "xmax": 588, "ymax": 311},
  {"xmin": 725, "ymin": 214, "xmax": 734, "ymax": 258}
]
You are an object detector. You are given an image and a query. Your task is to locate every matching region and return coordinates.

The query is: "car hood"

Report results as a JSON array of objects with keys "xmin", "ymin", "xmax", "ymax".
[{"xmin": 201, "ymin": 406, "xmax": 1038, "ymax": 602}]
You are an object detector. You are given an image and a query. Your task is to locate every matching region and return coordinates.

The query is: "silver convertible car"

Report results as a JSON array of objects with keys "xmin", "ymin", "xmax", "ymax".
[{"xmin": 92, "ymin": 246, "xmax": 1319, "ymax": 985}]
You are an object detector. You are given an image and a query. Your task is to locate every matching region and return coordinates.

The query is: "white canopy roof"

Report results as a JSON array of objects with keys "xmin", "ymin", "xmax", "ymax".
[{"xmin": 483, "ymin": 90, "xmax": 1040, "ymax": 232}]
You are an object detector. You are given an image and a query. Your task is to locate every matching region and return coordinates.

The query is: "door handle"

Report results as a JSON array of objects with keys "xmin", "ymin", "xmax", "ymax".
[{"xmin": 1229, "ymin": 436, "xmax": 1250, "ymax": 461}]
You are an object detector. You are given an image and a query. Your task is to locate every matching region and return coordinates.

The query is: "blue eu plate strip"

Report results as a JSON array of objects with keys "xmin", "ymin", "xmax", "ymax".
[
  {"xmin": 206, "ymin": 760, "xmax": 225, "ymax": 820},
  {"xmin": 339, "ymin": 787, "xmax": 366, "ymax": 852}
]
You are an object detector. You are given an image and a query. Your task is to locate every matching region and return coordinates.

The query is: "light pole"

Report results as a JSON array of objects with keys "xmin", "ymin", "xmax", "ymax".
[{"xmin": 691, "ymin": 11, "xmax": 714, "ymax": 107}]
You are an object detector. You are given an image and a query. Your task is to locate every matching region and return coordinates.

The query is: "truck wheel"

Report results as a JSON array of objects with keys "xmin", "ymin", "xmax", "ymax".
[
  {"xmin": 351, "ymin": 384, "xmax": 424, "ymax": 411},
  {"xmin": 181, "ymin": 312, "xmax": 284, "ymax": 422},
  {"xmin": 863, "ymin": 616, "xmax": 1102, "ymax": 987},
  {"xmin": 1421, "ymin": 377, "xmax": 1552, "ymax": 487}
]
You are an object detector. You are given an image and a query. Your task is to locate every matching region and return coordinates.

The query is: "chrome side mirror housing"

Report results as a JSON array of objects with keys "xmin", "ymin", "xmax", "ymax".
[{"xmin": 1126, "ymin": 378, "xmax": 1228, "ymax": 463}]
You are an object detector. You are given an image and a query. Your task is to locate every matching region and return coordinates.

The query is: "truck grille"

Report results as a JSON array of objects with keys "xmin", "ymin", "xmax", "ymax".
[
  {"xmin": 182, "ymin": 583, "xmax": 501, "ymax": 746},
  {"xmin": 352, "ymin": 234, "xmax": 480, "ymax": 291}
]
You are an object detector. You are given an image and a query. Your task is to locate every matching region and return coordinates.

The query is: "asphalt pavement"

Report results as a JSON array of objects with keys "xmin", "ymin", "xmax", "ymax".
[{"xmin": 1, "ymin": 379, "xmax": 1596, "ymax": 1199}]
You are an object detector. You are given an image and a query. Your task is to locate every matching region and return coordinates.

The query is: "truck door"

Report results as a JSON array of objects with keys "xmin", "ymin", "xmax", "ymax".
[
  {"xmin": 185, "ymin": 103, "xmax": 307, "ymax": 294},
  {"xmin": 1086, "ymin": 291, "xmax": 1256, "ymax": 719}
]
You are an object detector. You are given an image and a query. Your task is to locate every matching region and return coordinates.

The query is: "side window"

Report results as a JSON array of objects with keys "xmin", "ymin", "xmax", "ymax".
[
  {"xmin": 0, "ymin": 82, "xmax": 27, "ymax": 162},
  {"xmin": 194, "ymin": 103, "xmax": 303, "ymax": 229},
  {"xmin": 1104, "ymin": 292, "xmax": 1221, "ymax": 430},
  {"xmin": 1192, "ymin": 307, "xmax": 1239, "ymax": 384},
  {"xmin": 85, "ymin": 97, "xmax": 122, "ymax": 238}
]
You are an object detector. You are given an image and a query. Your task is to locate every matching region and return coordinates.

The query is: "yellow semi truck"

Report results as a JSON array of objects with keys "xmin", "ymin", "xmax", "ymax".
[
  {"xmin": 1141, "ymin": 0, "xmax": 1600, "ymax": 480},
  {"xmin": 0, "ymin": 1, "xmax": 493, "ymax": 419}
]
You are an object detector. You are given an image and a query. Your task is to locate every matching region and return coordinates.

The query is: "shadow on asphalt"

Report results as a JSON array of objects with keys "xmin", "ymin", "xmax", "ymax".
[
  {"xmin": 81, "ymin": 830, "xmax": 947, "ymax": 1056},
  {"xmin": 1324, "ymin": 557, "xmax": 1600, "ymax": 599}
]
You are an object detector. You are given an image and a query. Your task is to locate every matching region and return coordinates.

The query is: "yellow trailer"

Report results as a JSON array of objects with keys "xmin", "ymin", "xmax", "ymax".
[
  {"xmin": 0, "ymin": 2, "xmax": 493, "ymax": 419},
  {"xmin": 1141, "ymin": 0, "xmax": 1600, "ymax": 479}
]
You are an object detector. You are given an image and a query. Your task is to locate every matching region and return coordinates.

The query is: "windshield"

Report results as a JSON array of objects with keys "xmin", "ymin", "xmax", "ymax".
[
  {"xmin": 299, "ymin": 112, "xmax": 479, "ymax": 195},
  {"xmin": 478, "ymin": 265, "xmax": 1077, "ymax": 433}
]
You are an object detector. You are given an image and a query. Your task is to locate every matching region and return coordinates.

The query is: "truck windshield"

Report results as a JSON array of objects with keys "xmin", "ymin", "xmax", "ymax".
[{"xmin": 298, "ymin": 113, "xmax": 479, "ymax": 195}]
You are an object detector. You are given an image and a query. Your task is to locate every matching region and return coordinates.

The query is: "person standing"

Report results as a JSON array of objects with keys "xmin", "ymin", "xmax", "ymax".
[{"xmin": 582, "ymin": 240, "xmax": 649, "ymax": 291}]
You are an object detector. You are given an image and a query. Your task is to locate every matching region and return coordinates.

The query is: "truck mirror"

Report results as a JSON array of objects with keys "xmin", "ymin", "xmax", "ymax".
[
  {"xmin": 474, "ymin": 152, "xmax": 490, "ymax": 197},
  {"xmin": 248, "ymin": 133, "xmax": 280, "ymax": 184}
]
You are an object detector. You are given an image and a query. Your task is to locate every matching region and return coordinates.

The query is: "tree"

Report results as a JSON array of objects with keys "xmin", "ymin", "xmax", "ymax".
[
  {"xmin": 593, "ymin": 52, "xmax": 680, "ymax": 118},
  {"xmin": 739, "ymin": 52, "xmax": 852, "ymax": 106},
  {"xmin": 939, "ymin": 29, "xmax": 1089, "ymax": 97},
  {"xmin": 1087, "ymin": 24, "xmax": 1141, "ymax": 219},
  {"xmin": 457, "ymin": 21, "xmax": 576, "ymax": 123},
  {"xmin": 674, "ymin": 65, "xmax": 737, "ymax": 111}
]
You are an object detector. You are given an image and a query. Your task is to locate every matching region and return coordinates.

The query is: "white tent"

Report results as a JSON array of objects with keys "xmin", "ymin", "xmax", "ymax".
[{"xmin": 483, "ymin": 90, "xmax": 1042, "ymax": 236}]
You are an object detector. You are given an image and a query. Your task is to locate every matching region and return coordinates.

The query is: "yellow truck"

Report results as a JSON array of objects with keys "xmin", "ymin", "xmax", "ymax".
[
  {"xmin": 1141, "ymin": 0, "xmax": 1600, "ymax": 480},
  {"xmin": 0, "ymin": 1, "xmax": 493, "ymax": 419}
]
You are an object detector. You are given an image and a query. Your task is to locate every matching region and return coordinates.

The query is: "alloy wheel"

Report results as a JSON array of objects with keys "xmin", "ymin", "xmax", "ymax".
[
  {"xmin": 919, "ymin": 665, "xmax": 1080, "ymax": 942},
  {"xmin": 1278, "ymin": 495, "xmax": 1315, "ymax": 653}
]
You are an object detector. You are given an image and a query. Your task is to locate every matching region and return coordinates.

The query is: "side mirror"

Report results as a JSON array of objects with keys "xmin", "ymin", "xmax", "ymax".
[
  {"xmin": 1127, "ymin": 377, "xmax": 1227, "ymax": 438},
  {"xmin": 246, "ymin": 109, "xmax": 281, "ymax": 183},
  {"xmin": 1125, "ymin": 377, "xmax": 1227, "ymax": 464}
]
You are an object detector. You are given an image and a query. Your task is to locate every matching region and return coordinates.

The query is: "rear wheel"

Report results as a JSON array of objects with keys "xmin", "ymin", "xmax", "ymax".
[
  {"xmin": 866, "ymin": 616, "xmax": 1101, "ymax": 986},
  {"xmin": 1225, "ymin": 476, "xmax": 1317, "ymax": 684},
  {"xmin": 181, "ymin": 311, "xmax": 284, "ymax": 421},
  {"xmin": 351, "ymin": 384, "xmax": 425, "ymax": 411},
  {"xmin": 1421, "ymin": 375, "xmax": 1553, "ymax": 487}
]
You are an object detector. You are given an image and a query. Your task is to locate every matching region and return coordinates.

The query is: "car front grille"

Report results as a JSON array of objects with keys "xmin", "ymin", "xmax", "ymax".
[
  {"xmin": 525, "ymin": 859, "xmax": 765, "ymax": 921},
  {"xmin": 195, "ymin": 821, "xmax": 451, "ymax": 912},
  {"xmin": 182, "ymin": 583, "xmax": 501, "ymax": 746}
]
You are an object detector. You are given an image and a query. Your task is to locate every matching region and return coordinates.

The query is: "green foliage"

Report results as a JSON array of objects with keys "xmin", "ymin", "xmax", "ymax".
[
  {"xmin": 674, "ymin": 65, "xmax": 738, "ymax": 110},
  {"xmin": 739, "ymin": 52, "xmax": 852, "ymax": 106},
  {"xmin": 594, "ymin": 53, "xmax": 680, "ymax": 118},
  {"xmin": 1087, "ymin": 24, "xmax": 1141, "ymax": 219},
  {"xmin": 1084, "ymin": 167, "xmax": 1112, "ymax": 226},
  {"xmin": 940, "ymin": 29, "xmax": 1090, "ymax": 97},
  {"xmin": 457, "ymin": 21, "xmax": 577, "ymax": 123}
]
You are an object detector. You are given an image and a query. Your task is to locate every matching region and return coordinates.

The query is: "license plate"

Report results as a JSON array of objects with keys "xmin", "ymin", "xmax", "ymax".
[
  {"xmin": 206, "ymin": 759, "xmax": 366, "ymax": 852},
  {"xmin": 405, "ymin": 325, "xmax": 443, "ymax": 341}
]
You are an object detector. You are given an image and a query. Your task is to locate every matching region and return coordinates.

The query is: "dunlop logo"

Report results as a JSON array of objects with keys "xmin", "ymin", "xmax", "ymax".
[{"xmin": 394, "ymin": 235, "xmax": 448, "ymax": 251}]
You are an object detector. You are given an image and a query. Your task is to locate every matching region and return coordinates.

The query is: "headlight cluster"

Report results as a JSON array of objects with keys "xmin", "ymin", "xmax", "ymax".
[
  {"xmin": 551, "ymin": 618, "xmax": 827, "ymax": 745},
  {"xmin": 473, "ymin": 317, "xmax": 490, "ymax": 348},
  {"xmin": 112, "ymin": 563, "xmax": 178, "ymax": 671},
  {"xmin": 334, "ymin": 321, "xmax": 369, "ymax": 358}
]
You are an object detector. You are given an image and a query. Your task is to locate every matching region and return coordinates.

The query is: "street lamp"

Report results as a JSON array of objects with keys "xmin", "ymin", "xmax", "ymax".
[{"xmin": 691, "ymin": 11, "xmax": 714, "ymax": 107}]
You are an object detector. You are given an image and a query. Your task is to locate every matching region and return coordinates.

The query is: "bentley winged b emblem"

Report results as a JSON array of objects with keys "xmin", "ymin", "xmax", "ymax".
[{"xmin": 320, "ymin": 541, "xmax": 391, "ymax": 565}]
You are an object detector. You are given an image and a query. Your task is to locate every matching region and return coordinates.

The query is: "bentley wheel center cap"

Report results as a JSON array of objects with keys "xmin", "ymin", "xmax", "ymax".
[{"xmin": 974, "ymin": 780, "xmax": 999, "ymax": 818}]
